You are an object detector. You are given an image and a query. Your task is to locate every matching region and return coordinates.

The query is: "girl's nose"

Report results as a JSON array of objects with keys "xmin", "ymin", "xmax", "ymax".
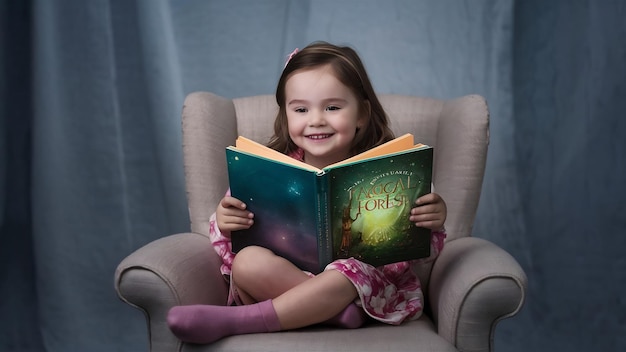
[{"xmin": 308, "ymin": 110, "xmax": 326, "ymax": 126}]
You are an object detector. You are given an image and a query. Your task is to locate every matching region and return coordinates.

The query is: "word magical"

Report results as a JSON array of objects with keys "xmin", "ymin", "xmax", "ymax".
[{"xmin": 351, "ymin": 175, "xmax": 418, "ymax": 213}]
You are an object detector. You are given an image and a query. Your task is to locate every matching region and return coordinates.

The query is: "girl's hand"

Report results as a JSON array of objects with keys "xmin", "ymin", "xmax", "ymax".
[
  {"xmin": 410, "ymin": 193, "xmax": 447, "ymax": 231},
  {"xmin": 216, "ymin": 196, "xmax": 254, "ymax": 233}
]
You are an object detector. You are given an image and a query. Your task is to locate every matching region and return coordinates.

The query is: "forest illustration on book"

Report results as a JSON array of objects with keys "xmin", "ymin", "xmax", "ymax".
[{"xmin": 226, "ymin": 133, "xmax": 433, "ymax": 274}]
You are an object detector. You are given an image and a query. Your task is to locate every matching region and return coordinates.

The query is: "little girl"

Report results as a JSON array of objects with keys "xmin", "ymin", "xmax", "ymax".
[{"xmin": 167, "ymin": 41, "xmax": 448, "ymax": 344}]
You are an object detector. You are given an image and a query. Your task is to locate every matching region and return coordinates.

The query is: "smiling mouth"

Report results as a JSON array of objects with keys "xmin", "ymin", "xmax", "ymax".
[{"xmin": 306, "ymin": 134, "xmax": 333, "ymax": 140}]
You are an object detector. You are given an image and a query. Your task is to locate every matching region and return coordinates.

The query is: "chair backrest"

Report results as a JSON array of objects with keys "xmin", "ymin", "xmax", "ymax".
[{"xmin": 181, "ymin": 92, "xmax": 489, "ymax": 243}]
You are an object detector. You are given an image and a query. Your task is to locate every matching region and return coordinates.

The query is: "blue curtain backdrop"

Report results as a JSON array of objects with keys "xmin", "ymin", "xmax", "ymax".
[{"xmin": 1, "ymin": 0, "xmax": 624, "ymax": 351}]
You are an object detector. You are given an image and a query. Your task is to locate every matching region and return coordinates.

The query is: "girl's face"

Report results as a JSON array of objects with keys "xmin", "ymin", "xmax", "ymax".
[{"xmin": 284, "ymin": 65, "xmax": 364, "ymax": 169}]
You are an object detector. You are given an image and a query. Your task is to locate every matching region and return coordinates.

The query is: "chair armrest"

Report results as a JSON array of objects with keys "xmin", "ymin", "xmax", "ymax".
[
  {"xmin": 114, "ymin": 232, "xmax": 228, "ymax": 352},
  {"xmin": 428, "ymin": 237, "xmax": 527, "ymax": 352}
]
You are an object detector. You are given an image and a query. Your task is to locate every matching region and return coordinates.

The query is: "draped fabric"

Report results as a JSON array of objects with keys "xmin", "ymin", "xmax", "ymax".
[{"xmin": 1, "ymin": 1, "xmax": 624, "ymax": 351}]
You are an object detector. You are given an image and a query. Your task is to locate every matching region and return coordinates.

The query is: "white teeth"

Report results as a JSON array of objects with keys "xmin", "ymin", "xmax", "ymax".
[{"xmin": 308, "ymin": 134, "xmax": 330, "ymax": 139}]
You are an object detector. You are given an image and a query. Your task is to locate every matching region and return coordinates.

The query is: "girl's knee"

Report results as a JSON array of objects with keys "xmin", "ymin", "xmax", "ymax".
[{"xmin": 232, "ymin": 246, "xmax": 275, "ymax": 278}]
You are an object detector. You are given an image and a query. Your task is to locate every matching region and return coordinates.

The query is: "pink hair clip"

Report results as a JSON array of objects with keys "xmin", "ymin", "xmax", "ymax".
[{"xmin": 285, "ymin": 48, "xmax": 299, "ymax": 67}]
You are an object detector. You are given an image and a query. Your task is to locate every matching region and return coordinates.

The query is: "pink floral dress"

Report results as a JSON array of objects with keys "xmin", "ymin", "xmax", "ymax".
[{"xmin": 208, "ymin": 150, "xmax": 446, "ymax": 325}]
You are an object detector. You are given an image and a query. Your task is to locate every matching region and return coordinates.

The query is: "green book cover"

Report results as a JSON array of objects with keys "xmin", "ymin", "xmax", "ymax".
[{"xmin": 226, "ymin": 134, "xmax": 433, "ymax": 274}]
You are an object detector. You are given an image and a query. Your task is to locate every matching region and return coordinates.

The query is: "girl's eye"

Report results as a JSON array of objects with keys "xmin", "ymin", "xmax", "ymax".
[
  {"xmin": 295, "ymin": 107, "xmax": 308, "ymax": 113},
  {"xmin": 326, "ymin": 105, "xmax": 340, "ymax": 111}
]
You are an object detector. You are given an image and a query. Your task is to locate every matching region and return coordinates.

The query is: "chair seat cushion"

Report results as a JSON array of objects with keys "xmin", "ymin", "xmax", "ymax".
[{"xmin": 182, "ymin": 316, "xmax": 457, "ymax": 352}]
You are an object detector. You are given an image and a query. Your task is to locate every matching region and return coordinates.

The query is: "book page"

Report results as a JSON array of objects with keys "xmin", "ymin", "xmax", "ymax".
[
  {"xmin": 231, "ymin": 133, "xmax": 428, "ymax": 172},
  {"xmin": 325, "ymin": 133, "xmax": 424, "ymax": 168},
  {"xmin": 233, "ymin": 137, "xmax": 320, "ymax": 172}
]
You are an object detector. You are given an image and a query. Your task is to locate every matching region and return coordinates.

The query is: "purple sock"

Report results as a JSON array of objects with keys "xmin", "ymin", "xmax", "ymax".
[
  {"xmin": 167, "ymin": 299, "xmax": 281, "ymax": 344},
  {"xmin": 324, "ymin": 302, "xmax": 368, "ymax": 329}
]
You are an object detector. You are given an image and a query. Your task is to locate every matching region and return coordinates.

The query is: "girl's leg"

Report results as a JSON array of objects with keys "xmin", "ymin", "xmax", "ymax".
[
  {"xmin": 231, "ymin": 246, "xmax": 311, "ymax": 304},
  {"xmin": 232, "ymin": 246, "xmax": 366, "ymax": 329},
  {"xmin": 167, "ymin": 247, "xmax": 294, "ymax": 344},
  {"xmin": 272, "ymin": 269, "xmax": 360, "ymax": 329},
  {"xmin": 167, "ymin": 246, "xmax": 366, "ymax": 344}
]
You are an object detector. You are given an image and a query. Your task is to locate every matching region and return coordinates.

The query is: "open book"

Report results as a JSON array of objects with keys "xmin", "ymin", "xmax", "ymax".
[{"xmin": 226, "ymin": 133, "xmax": 433, "ymax": 274}]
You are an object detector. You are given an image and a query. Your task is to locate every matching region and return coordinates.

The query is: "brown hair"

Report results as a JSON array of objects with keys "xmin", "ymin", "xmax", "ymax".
[{"xmin": 267, "ymin": 41, "xmax": 395, "ymax": 156}]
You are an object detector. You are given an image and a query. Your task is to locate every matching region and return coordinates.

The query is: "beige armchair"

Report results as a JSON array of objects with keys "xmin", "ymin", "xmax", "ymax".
[{"xmin": 115, "ymin": 92, "xmax": 527, "ymax": 352}]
